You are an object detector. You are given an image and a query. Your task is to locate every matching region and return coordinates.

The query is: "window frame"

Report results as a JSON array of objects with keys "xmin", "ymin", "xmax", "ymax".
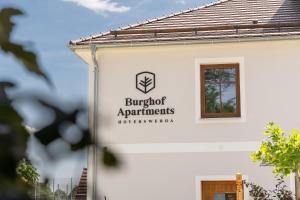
[{"xmin": 200, "ymin": 63, "xmax": 241, "ymax": 118}]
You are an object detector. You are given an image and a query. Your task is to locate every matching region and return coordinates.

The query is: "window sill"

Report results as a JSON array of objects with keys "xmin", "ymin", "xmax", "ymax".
[{"xmin": 196, "ymin": 116, "xmax": 246, "ymax": 124}]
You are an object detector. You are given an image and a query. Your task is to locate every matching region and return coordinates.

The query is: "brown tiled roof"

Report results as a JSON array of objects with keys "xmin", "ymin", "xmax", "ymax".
[
  {"xmin": 70, "ymin": 0, "xmax": 300, "ymax": 46},
  {"xmin": 75, "ymin": 168, "xmax": 87, "ymax": 200}
]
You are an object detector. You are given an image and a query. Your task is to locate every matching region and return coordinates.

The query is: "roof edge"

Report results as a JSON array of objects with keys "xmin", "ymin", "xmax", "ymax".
[{"xmin": 69, "ymin": 33, "xmax": 300, "ymax": 50}]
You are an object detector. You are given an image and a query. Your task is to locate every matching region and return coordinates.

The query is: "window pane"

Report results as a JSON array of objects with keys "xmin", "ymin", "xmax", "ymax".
[
  {"xmin": 205, "ymin": 68, "xmax": 220, "ymax": 82},
  {"xmin": 220, "ymin": 68, "xmax": 236, "ymax": 82},
  {"xmin": 214, "ymin": 193, "xmax": 225, "ymax": 200},
  {"xmin": 205, "ymin": 83, "xmax": 221, "ymax": 113},
  {"xmin": 214, "ymin": 193, "xmax": 236, "ymax": 200},
  {"xmin": 201, "ymin": 64, "xmax": 240, "ymax": 117},
  {"xmin": 221, "ymin": 83, "xmax": 237, "ymax": 113}
]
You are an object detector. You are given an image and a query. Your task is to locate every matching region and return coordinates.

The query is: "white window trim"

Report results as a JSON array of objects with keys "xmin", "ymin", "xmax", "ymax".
[
  {"xmin": 195, "ymin": 175, "xmax": 249, "ymax": 200},
  {"xmin": 195, "ymin": 57, "xmax": 246, "ymax": 124}
]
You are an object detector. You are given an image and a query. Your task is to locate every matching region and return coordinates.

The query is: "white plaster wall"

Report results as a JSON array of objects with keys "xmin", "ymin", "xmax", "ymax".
[
  {"xmin": 73, "ymin": 39, "xmax": 300, "ymax": 200},
  {"xmin": 98, "ymin": 152, "xmax": 281, "ymax": 200},
  {"xmin": 95, "ymin": 39, "xmax": 300, "ymax": 144}
]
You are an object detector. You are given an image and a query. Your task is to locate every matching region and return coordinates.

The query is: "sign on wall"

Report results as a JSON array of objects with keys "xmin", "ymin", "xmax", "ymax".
[
  {"xmin": 136, "ymin": 72, "xmax": 155, "ymax": 94},
  {"xmin": 117, "ymin": 71, "xmax": 175, "ymax": 125}
]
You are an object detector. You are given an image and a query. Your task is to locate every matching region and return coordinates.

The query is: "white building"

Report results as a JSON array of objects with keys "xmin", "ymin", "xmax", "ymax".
[{"xmin": 70, "ymin": 0, "xmax": 300, "ymax": 199}]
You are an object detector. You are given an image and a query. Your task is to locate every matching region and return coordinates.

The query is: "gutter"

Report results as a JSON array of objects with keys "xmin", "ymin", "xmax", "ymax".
[{"xmin": 69, "ymin": 34, "xmax": 300, "ymax": 50}]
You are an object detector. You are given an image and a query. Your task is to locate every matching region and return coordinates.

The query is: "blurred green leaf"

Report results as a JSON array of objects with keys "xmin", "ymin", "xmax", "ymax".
[
  {"xmin": 1, "ymin": 42, "xmax": 50, "ymax": 83},
  {"xmin": 71, "ymin": 129, "xmax": 92, "ymax": 151},
  {"xmin": 102, "ymin": 147, "xmax": 120, "ymax": 167},
  {"xmin": 0, "ymin": 8, "xmax": 23, "ymax": 43},
  {"xmin": 0, "ymin": 7, "xmax": 50, "ymax": 84}
]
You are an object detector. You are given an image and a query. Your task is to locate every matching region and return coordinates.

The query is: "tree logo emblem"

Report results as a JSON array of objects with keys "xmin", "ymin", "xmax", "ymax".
[{"xmin": 136, "ymin": 71, "xmax": 156, "ymax": 94}]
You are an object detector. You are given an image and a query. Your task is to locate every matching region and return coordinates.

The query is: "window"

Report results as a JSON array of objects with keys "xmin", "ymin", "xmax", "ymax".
[{"xmin": 200, "ymin": 63, "xmax": 240, "ymax": 118}]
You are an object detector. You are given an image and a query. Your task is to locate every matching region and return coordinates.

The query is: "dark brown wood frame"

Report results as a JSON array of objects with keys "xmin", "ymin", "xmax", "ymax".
[
  {"xmin": 110, "ymin": 22, "xmax": 300, "ymax": 36},
  {"xmin": 200, "ymin": 63, "xmax": 241, "ymax": 118}
]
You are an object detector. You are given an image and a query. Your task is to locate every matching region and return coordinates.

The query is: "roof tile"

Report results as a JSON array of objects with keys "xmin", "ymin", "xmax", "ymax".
[{"xmin": 70, "ymin": 0, "xmax": 300, "ymax": 46}]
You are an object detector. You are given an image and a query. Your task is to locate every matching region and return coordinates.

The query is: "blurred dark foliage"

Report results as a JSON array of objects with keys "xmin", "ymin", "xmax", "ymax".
[
  {"xmin": 0, "ymin": 7, "xmax": 119, "ymax": 200},
  {"xmin": 246, "ymin": 176, "xmax": 294, "ymax": 200}
]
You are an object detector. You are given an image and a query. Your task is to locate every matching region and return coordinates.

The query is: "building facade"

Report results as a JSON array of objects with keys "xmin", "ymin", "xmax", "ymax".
[{"xmin": 70, "ymin": 0, "xmax": 300, "ymax": 199}]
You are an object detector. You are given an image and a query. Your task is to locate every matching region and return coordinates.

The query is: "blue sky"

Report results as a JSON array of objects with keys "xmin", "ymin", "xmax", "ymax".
[{"xmin": 0, "ymin": 0, "xmax": 212, "ymax": 181}]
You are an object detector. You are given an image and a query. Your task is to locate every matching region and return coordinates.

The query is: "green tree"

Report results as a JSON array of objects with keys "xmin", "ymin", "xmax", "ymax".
[
  {"xmin": 68, "ymin": 185, "xmax": 78, "ymax": 200},
  {"xmin": 251, "ymin": 122, "xmax": 300, "ymax": 199},
  {"xmin": 37, "ymin": 183, "xmax": 53, "ymax": 200},
  {"xmin": 16, "ymin": 159, "xmax": 39, "ymax": 186},
  {"xmin": 54, "ymin": 188, "xmax": 67, "ymax": 200},
  {"xmin": 28, "ymin": 183, "xmax": 53, "ymax": 200},
  {"xmin": 246, "ymin": 176, "xmax": 293, "ymax": 200}
]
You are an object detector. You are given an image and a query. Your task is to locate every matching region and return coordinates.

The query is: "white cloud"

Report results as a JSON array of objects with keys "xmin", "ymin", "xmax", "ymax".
[
  {"xmin": 175, "ymin": 0, "xmax": 186, "ymax": 4},
  {"xmin": 63, "ymin": 0, "xmax": 130, "ymax": 13}
]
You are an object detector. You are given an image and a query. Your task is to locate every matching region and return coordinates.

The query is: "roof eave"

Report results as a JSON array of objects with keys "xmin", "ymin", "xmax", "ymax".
[{"xmin": 69, "ymin": 34, "xmax": 300, "ymax": 49}]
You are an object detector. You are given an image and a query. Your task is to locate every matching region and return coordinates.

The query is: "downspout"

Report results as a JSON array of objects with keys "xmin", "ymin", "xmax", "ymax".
[{"xmin": 90, "ymin": 44, "xmax": 99, "ymax": 200}]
